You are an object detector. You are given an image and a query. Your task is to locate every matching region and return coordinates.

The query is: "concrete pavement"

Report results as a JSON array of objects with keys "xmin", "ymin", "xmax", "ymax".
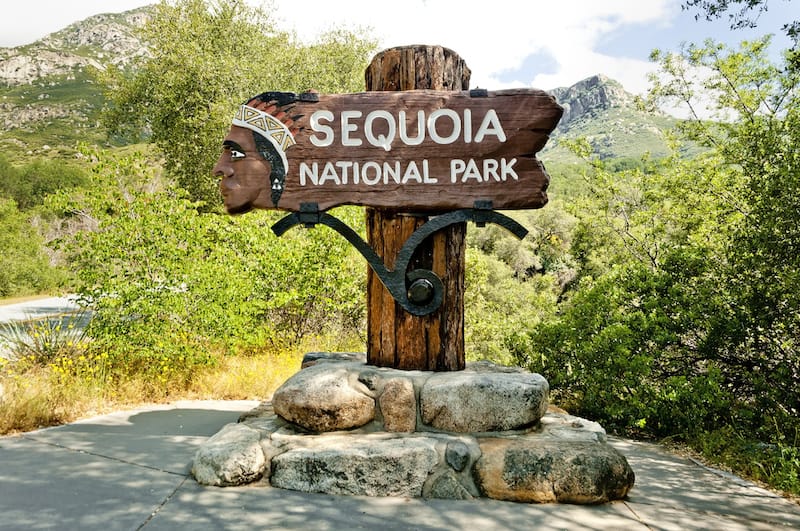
[{"xmin": 1, "ymin": 400, "xmax": 799, "ymax": 530}]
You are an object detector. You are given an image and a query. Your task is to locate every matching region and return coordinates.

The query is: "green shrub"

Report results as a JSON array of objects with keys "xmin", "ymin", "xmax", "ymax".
[
  {"xmin": 0, "ymin": 154, "xmax": 89, "ymax": 210},
  {"xmin": 0, "ymin": 198, "xmax": 64, "ymax": 297},
  {"xmin": 0, "ymin": 311, "xmax": 90, "ymax": 366}
]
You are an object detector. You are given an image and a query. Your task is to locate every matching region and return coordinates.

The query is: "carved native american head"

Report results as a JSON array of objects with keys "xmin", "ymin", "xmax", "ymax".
[{"xmin": 214, "ymin": 92, "xmax": 302, "ymax": 214}]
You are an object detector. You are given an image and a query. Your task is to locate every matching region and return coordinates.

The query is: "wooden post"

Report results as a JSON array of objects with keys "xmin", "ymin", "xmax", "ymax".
[{"xmin": 364, "ymin": 45, "xmax": 470, "ymax": 371}]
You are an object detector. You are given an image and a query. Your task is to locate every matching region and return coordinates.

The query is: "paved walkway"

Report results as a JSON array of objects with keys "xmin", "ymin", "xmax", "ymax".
[{"xmin": 1, "ymin": 400, "xmax": 799, "ymax": 530}]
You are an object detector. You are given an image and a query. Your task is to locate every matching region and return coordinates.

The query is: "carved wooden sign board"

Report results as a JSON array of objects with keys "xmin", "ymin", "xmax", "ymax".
[{"xmin": 215, "ymin": 88, "xmax": 563, "ymax": 215}]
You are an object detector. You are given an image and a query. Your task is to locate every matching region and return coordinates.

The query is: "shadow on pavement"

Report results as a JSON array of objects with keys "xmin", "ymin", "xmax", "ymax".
[{"xmin": 2, "ymin": 401, "xmax": 800, "ymax": 531}]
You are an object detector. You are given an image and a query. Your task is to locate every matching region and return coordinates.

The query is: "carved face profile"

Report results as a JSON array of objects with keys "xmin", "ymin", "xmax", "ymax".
[{"xmin": 213, "ymin": 95, "xmax": 300, "ymax": 214}]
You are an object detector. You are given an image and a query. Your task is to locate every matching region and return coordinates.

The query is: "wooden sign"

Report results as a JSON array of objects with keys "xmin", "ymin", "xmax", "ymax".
[{"xmin": 214, "ymin": 88, "xmax": 563, "ymax": 214}]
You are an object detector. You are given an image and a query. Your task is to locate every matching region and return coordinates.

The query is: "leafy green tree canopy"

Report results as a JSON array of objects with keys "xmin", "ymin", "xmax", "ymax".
[
  {"xmin": 100, "ymin": 0, "xmax": 377, "ymax": 208},
  {"xmin": 534, "ymin": 33, "xmax": 799, "ymax": 445},
  {"xmin": 0, "ymin": 153, "xmax": 89, "ymax": 210},
  {"xmin": 0, "ymin": 198, "xmax": 63, "ymax": 297}
]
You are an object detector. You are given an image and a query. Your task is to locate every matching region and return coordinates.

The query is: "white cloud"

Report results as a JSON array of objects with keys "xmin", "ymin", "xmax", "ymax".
[
  {"xmin": 270, "ymin": 0, "xmax": 674, "ymax": 93},
  {"xmin": 2, "ymin": 0, "xmax": 677, "ymax": 95}
]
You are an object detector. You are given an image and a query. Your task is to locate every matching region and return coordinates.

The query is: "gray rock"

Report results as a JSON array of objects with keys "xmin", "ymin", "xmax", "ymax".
[
  {"xmin": 194, "ymin": 357, "xmax": 634, "ymax": 505},
  {"xmin": 549, "ymin": 74, "xmax": 634, "ymax": 130},
  {"xmin": 425, "ymin": 470, "xmax": 474, "ymax": 500},
  {"xmin": 420, "ymin": 371, "xmax": 549, "ymax": 432},
  {"xmin": 474, "ymin": 438, "xmax": 635, "ymax": 503},
  {"xmin": 270, "ymin": 436, "xmax": 439, "ymax": 497},
  {"xmin": 272, "ymin": 364, "xmax": 375, "ymax": 432},
  {"xmin": 301, "ymin": 351, "xmax": 366, "ymax": 368},
  {"xmin": 540, "ymin": 412, "xmax": 607, "ymax": 442},
  {"xmin": 379, "ymin": 377, "xmax": 417, "ymax": 432},
  {"xmin": 445, "ymin": 440, "xmax": 471, "ymax": 471},
  {"xmin": 191, "ymin": 423, "xmax": 266, "ymax": 487}
]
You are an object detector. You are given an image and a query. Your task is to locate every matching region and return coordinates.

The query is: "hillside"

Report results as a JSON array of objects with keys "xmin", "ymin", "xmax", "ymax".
[
  {"xmin": 0, "ymin": 6, "xmax": 686, "ymax": 165},
  {"xmin": 541, "ymin": 74, "xmax": 693, "ymax": 165},
  {"xmin": 0, "ymin": 7, "xmax": 151, "ymax": 158}
]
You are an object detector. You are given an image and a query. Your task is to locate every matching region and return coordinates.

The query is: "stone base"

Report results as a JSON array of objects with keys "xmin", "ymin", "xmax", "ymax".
[{"xmin": 191, "ymin": 354, "xmax": 635, "ymax": 504}]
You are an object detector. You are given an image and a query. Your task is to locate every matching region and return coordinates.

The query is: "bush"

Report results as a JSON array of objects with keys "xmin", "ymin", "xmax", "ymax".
[
  {"xmin": 465, "ymin": 248, "xmax": 558, "ymax": 365},
  {"xmin": 52, "ymin": 149, "xmax": 366, "ymax": 380},
  {"xmin": 0, "ymin": 154, "xmax": 89, "ymax": 210},
  {"xmin": 0, "ymin": 198, "xmax": 64, "ymax": 297}
]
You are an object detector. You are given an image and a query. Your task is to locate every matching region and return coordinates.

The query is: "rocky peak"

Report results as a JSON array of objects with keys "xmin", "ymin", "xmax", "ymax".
[
  {"xmin": 549, "ymin": 74, "xmax": 635, "ymax": 130},
  {"xmin": 41, "ymin": 9, "xmax": 150, "ymax": 61},
  {"xmin": 0, "ymin": 7, "xmax": 150, "ymax": 86}
]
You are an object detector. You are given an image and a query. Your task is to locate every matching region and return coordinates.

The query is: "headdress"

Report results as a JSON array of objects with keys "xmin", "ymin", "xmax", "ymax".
[{"xmin": 232, "ymin": 104, "xmax": 296, "ymax": 175}]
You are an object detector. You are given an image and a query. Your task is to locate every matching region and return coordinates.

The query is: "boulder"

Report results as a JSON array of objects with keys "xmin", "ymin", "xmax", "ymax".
[
  {"xmin": 272, "ymin": 363, "xmax": 375, "ymax": 432},
  {"xmin": 379, "ymin": 377, "xmax": 417, "ymax": 432},
  {"xmin": 474, "ymin": 438, "xmax": 635, "ymax": 503},
  {"xmin": 425, "ymin": 470, "xmax": 474, "ymax": 500},
  {"xmin": 270, "ymin": 436, "xmax": 439, "ymax": 497},
  {"xmin": 420, "ymin": 371, "xmax": 548, "ymax": 432},
  {"xmin": 191, "ymin": 423, "xmax": 266, "ymax": 486},
  {"xmin": 192, "ymin": 354, "xmax": 635, "ymax": 505}
]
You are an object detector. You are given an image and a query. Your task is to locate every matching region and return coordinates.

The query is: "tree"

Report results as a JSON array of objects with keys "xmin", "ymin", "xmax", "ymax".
[
  {"xmin": 100, "ymin": 0, "xmax": 377, "ymax": 207},
  {"xmin": 0, "ymin": 154, "xmax": 89, "ymax": 210},
  {"xmin": 0, "ymin": 198, "xmax": 62, "ymax": 297},
  {"xmin": 521, "ymin": 147, "xmax": 740, "ymax": 436},
  {"xmin": 537, "ymin": 35, "xmax": 800, "ymax": 444},
  {"xmin": 53, "ymin": 149, "xmax": 365, "ymax": 384},
  {"xmin": 682, "ymin": 0, "xmax": 798, "ymax": 45}
]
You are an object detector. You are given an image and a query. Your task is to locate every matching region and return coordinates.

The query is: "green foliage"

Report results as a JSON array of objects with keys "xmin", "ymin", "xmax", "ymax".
[
  {"xmin": 524, "ymin": 36, "xmax": 800, "ymax": 481},
  {"xmin": 464, "ymin": 247, "xmax": 558, "ymax": 365},
  {"xmin": 693, "ymin": 426, "xmax": 800, "ymax": 495},
  {"xmin": 0, "ymin": 311, "xmax": 90, "ymax": 366},
  {"xmin": 99, "ymin": 0, "xmax": 377, "ymax": 207},
  {"xmin": 0, "ymin": 153, "xmax": 90, "ymax": 210},
  {"xmin": 464, "ymin": 206, "xmax": 578, "ymax": 364},
  {"xmin": 646, "ymin": 36, "xmax": 800, "ymax": 440},
  {"xmin": 0, "ymin": 198, "xmax": 63, "ymax": 297},
  {"xmin": 260, "ymin": 206, "xmax": 366, "ymax": 343},
  {"xmin": 524, "ymin": 259, "xmax": 735, "ymax": 436},
  {"xmin": 53, "ymin": 150, "xmax": 364, "ymax": 384}
]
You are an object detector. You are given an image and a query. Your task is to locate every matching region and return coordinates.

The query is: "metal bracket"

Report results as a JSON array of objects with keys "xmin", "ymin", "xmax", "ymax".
[{"xmin": 271, "ymin": 202, "xmax": 528, "ymax": 316}]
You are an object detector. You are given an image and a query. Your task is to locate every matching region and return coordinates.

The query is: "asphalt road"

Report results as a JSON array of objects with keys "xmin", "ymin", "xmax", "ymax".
[
  {"xmin": 0, "ymin": 295, "xmax": 82, "ymax": 358},
  {"xmin": 0, "ymin": 295, "xmax": 80, "ymax": 323}
]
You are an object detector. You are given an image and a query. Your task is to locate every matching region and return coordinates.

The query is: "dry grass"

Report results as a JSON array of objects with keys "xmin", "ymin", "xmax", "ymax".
[
  {"xmin": 0, "ymin": 353, "xmax": 298, "ymax": 435},
  {"xmin": 187, "ymin": 349, "xmax": 302, "ymax": 400},
  {"xmin": 0, "ymin": 333, "xmax": 361, "ymax": 435},
  {"xmin": 0, "ymin": 368, "xmax": 105, "ymax": 434}
]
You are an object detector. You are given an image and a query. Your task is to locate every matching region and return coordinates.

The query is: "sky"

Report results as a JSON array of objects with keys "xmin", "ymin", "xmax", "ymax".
[{"xmin": 0, "ymin": 0, "xmax": 796, "ymax": 96}]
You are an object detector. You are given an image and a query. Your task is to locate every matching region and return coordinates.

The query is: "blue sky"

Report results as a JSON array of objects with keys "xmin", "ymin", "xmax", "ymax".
[{"xmin": 1, "ymin": 0, "xmax": 796, "ymax": 95}]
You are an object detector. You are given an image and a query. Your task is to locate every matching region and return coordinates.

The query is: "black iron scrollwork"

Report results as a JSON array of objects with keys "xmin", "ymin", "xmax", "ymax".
[{"xmin": 271, "ymin": 202, "xmax": 528, "ymax": 316}]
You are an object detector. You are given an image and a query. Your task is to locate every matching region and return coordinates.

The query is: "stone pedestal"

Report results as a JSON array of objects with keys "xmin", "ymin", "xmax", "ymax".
[{"xmin": 192, "ymin": 353, "xmax": 635, "ymax": 504}]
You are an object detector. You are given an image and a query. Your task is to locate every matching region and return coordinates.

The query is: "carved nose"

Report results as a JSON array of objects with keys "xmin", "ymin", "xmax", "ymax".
[{"xmin": 213, "ymin": 156, "xmax": 233, "ymax": 179}]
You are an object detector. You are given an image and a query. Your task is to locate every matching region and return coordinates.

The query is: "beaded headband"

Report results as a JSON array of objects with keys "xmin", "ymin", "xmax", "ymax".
[{"xmin": 232, "ymin": 104, "xmax": 296, "ymax": 171}]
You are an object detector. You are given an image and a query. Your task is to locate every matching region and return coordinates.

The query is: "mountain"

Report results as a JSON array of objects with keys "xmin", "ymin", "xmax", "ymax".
[
  {"xmin": 542, "ymin": 74, "xmax": 689, "ymax": 164},
  {"xmin": 0, "ymin": 7, "xmax": 151, "ymax": 158},
  {"xmin": 0, "ymin": 7, "xmax": 686, "ymax": 164}
]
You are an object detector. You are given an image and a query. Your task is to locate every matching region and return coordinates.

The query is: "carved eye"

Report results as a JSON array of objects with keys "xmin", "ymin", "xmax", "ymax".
[{"xmin": 230, "ymin": 149, "xmax": 246, "ymax": 161}]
